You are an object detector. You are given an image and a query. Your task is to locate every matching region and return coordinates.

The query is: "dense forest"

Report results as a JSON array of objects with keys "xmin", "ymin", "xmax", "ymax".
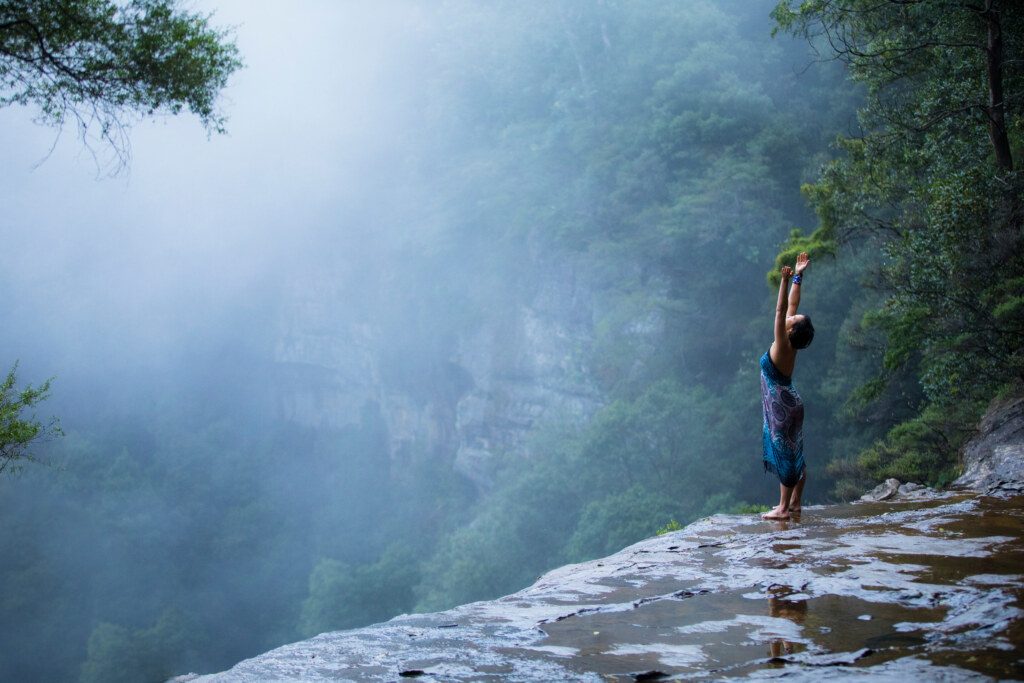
[{"xmin": 0, "ymin": 1, "xmax": 1019, "ymax": 681}]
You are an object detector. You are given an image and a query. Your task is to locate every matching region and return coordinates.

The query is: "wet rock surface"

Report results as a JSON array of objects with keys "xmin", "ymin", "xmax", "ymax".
[{"xmin": 187, "ymin": 493, "xmax": 1024, "ymax": 681}]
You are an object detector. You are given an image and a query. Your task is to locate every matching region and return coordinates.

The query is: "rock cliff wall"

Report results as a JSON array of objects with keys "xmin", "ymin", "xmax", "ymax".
[{"xmin": 267, "ymin": 255, "xmax": 614, "ymax": 487}]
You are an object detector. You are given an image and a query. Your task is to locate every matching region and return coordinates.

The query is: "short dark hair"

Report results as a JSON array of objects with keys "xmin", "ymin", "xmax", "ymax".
[{"xmin": 789, "ymin": 315, "xmax": 815, "ymax": 349}]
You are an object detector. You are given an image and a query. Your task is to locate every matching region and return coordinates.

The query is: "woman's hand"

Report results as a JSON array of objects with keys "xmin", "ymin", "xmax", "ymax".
[
  {"xmin": 795, "ymin": 252, "xmax": 810, "ymax": 275},
  {"xmin": 781, "ymin": 265, "xmax": 793, "ymax": 279}
]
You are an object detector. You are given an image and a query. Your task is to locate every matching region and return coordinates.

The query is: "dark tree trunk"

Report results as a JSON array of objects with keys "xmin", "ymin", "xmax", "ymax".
[{"xmin": 984, "ymin": 0, "xmax": 1014, "ymax": 171}]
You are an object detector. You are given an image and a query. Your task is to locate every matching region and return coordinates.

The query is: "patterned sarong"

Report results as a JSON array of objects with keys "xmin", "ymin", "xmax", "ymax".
[{"xmin": 760, "ymin": 350, "xmax": 805, "ymax": 487}]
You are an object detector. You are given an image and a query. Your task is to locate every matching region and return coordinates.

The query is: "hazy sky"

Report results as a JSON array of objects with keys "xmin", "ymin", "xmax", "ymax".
[{"xmin": 0, "ymin": 2, "xmax": 427, "ymax": 393}]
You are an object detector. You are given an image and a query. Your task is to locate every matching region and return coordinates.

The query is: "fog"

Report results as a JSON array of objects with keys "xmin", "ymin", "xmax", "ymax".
[
  {"xmin": 1, "ymin": 2, "xmax": 425, "ymax": 398},
  {"xmin": 0, "ymin": 2, "xmax": 867, "ymax": 680}
]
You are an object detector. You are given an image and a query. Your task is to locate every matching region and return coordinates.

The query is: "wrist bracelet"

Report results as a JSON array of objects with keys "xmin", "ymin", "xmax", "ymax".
[{"xmin": 792, "ymin": 274, "xmax": 802, "ymax": 285}]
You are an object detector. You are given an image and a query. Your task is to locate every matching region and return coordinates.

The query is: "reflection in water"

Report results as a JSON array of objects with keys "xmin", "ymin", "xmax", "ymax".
[
  {"xmin": 768, "ymin": 595, "xmax": 808, "ymax": 657},
  {"xmin": 766, "ymin": 512, "xmax": 805, "ymax": 657}
]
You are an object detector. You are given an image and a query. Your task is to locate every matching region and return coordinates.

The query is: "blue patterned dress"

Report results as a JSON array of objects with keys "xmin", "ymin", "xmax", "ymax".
[{"xmin": 760, "ymin": 350, "xmax": 805, "ymax": 487}]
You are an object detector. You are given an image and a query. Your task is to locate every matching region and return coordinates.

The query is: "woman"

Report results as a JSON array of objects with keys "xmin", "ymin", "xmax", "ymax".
[{"xmin": 761, "ymin": 252, "xmax": 813, "ymax": 520}]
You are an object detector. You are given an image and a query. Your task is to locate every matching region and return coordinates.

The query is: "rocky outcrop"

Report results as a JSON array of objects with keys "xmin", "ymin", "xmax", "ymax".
[
  {"xmin": 269, "ymin": 256, "xmax": 612, "ymax": 487},
  {"xmin": 859, "ymin": 479, "xmax": 938, "ymax": 503},
  {"xmin": 451, "ymin": 286, "xmax": 603, "ymax": 486},
  {"xmin": 860, "ymin": 394, "xmax": 1024, "ymax": 502},
  {"xmin": 955, "ymin": 395, "xmax": 1024, "ymax": 495},
  {"xmin": 181, "ymin": 491, "xmax": 1024, "ymax": 681}
]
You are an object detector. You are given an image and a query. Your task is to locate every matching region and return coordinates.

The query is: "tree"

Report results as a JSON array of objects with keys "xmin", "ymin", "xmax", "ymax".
[
  {"xmin": 772, "ymin": 0, "xmax": 1019, "ymax": 175},
  {"xmin": 80, "ymin": 609, "xmax": 200, "ymax": 683},
  {"xmin": 299, "ymin": 547, "xmax": 418, "ymax": 636},
  {"xmin": 772, "ymin": 0, "xmax": 1024, "ymax": 491},
  {"xmin": 0, "ymin": 0, "xmax": 242, "ymax": 168},
  {"xmin": 0, "ymin": 364, "xmax": 60, "ymax": 475}
]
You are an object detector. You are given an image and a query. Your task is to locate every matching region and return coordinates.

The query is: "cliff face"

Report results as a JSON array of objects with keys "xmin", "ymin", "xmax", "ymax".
[
  {"xmin": 184, "ymin": 489, "xmax": 1024, "ymax": 681},
  {"xmin": 267, "ymin": 256, "xmax": 617, "ymax": 487},
  {"xmin": 956, "ymin": 395, "xmax": 1024, "ymax": 495}
]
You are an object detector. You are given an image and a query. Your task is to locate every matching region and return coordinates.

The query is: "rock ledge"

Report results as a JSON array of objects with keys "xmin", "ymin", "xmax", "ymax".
[{"xmin": 183, "ymin": 491, "xmax": 1024, "ymax": 682}]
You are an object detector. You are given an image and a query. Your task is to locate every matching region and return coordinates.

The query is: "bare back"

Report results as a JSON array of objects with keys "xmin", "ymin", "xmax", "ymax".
[{"xmin": 769, "ymin": 340, "xmax": 796, "ymax": 378}]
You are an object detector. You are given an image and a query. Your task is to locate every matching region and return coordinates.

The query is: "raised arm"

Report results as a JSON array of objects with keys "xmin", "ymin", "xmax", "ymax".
[
  {"xmin": 774, "ymin": 265, "xmax": 793, "ymax": 351},
  {"xmin": 787, "ymin": 252, "xmax": 809, "ymax": 317}
]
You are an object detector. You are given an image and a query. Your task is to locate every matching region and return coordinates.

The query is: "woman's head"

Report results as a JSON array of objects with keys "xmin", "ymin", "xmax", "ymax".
[{"xmin": 786, "ymin": 314, "xmax": 815, "ymax": 349}]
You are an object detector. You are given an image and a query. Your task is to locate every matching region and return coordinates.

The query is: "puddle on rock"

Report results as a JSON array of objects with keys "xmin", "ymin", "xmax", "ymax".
[
  {"xmin": 534, "ymin": 495, "xmax": 1024, "ymax": 681},
  {"xmin": 539, "ymin": 588, "xmax": 948, "ymax": 678}
]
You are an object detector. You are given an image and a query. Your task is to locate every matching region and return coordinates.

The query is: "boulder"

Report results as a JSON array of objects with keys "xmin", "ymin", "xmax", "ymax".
[
  {"xmin": 860, "ymin": 479, "xmax": 937, "ymax": 503},
  {"xmin": 860, "ymin": 478, "xmax": 901, "ymax": 502}
]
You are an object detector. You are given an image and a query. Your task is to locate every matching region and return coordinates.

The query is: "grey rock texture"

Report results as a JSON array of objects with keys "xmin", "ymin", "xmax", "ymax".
[
  {"xmin": 860, "ymin": 478, "xmax": 901, "ymax": 502},
  {"xmin": 955, "ymin": 395, "xmax": 1024, "ymax": 494},
  {"xmin": 860, "ymin": 480, "xmax": 939, "ymax": 503},
  {"xmin": 268, "ymin": 256, "xmax": 620, "ymax": 487},
  {"xmin": 182, "ymin": 493, "xmax": 1023, "ymax": 682}
]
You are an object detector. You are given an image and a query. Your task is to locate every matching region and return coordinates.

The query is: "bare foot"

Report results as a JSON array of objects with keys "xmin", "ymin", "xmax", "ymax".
[{"xmin": 761, "ymin": 505, "xmax": 791, "ymax": 520}]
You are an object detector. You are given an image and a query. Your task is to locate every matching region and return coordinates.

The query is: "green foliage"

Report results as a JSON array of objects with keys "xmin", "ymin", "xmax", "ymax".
[
  {"xmin": 299, "ymin": 545, "xmax": 419, "ymax": 637},
  {"xmin": 773, "ymin": 0, "xmax": 1024, "ymax": 496},
  {"xmin": 80, "ymin": 609, "xmax": 198, "ymax": 683},
  {"xmin": 656, "ymin": 519, "xmax": 684, "ymax": 536},
  {"xmin": 566, "ymin": 485, "xmax": 683, "ymax": 560},
  {"xmin": 732, "ymin": 503, "xmax": 772, "ymax": 514},
  {"xmin": 0, "ymin": 0, "xmax": 242, "ymax": 164},
  {"xmin": 0, "ymin": 363, "xmax": 60, "ymax": 476},
  {"xmin": 768, "ymin": 227, "xmax": 835, "ymax": 288},
  {"xmin": 827, "ymin": 401, "xmax": 983, "ymax": 499},
  {"xmin": 574, "ymin": 380, "xmax": 722, "ymax": 495},
  {"xmin": 415, "ymin": 461, "xmax": 584, "ymax": 611}
]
